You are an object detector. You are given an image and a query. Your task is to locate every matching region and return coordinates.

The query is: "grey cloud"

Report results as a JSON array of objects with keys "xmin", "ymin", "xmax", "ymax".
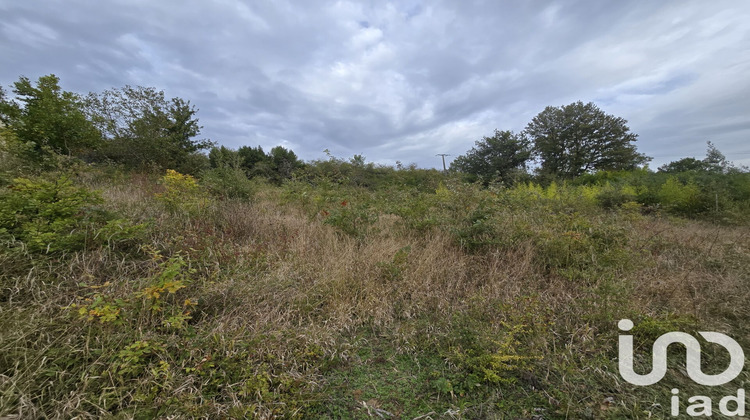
[{"xmin": 1, "ymin": 0, "xmax": 749, "ymax": 169}]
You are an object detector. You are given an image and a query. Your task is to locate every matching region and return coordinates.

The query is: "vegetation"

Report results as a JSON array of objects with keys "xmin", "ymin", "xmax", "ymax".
[
  {"xmin": 451, "ymin": 101, "xmax": 651, "ymax": 184},
  {"xmin": 658, "ymin": 141, "xmax": 733, "ymax": 174},
  {"xmin": 526, "ymin": 101, "xmax": 650, "ymax": 179},
  {"xmin": 2, "ymin": 74, "xmax": 750, "ymax": 419},
  {"xmin": 85, "ymin": 85, "xmax": 214, "ymax": 174},
  {"xmin": 0, "ymin": 75, "xmax": 101, "ymax": 157},
  {"xmin": 450, "ymin": 130, "xmax": 531, "ymax": 185}
]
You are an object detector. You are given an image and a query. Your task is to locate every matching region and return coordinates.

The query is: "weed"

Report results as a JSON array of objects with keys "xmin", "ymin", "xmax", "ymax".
[
  {"xmin": 3, "ymin": 163, "xmax": 750, "ymax": 419},
  {"xmin": 155, "ymin": 169, "xmax": 207, "ymax": 214},
  {"xmin": 322, "ymin": 198, "xmax": 378, "ymax": 238}
]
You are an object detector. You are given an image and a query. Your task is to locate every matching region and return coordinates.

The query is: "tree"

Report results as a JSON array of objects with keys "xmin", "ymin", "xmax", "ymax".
[
  {"xmin": 237, "ymin": 145, "xmax": 271, "ymax": 177},
  {"xmin": 658, "ymin": 157, "xmax": 708, "ymax": 173},
  {"xmin": 0, "ymin": 86, "xmax": 9, "ymax": 122},
  {"xmin": 85, "ymin": 86, "xmax": 213, "ymax": 172},
  {"xmin": 209, "ymin": 145, "xmax": 242, "ymax": 169},
  {"xmin": 659, "ymin": 141, "xmax": 729, "ymax": 174},
  {"xmin": 0, "ymin": 75, "xmax": 101, "ymax": 156},
  {"xmin": 451, "ymin": 130, "xmax": 531, "ymax": 184},
  {"xmin": 208, "ymin": 144, "xmax": 302, "ymax": 183},
  {"xmin": 525, "ymin": 101, "xmax": 649, "ymax": 179},
  {"xmin": 703, "ymin": 141, "xmax": 727, "ymax": 173},
  {"xmin": 268, "ymin": 146, "xmax": 302, "ymax": 182}
]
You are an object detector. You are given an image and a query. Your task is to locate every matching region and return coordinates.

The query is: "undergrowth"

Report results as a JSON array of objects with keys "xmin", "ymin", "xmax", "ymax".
[{"xmin": 1, "ymin": 166, "xmax": 749, "ymax": 419}]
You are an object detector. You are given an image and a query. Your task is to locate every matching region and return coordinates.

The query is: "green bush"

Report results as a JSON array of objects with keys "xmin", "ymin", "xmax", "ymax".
[
  {"xmin": 155, "ymin": 169, "xmax": 208, "ymax": 214},
  {"xmin": 0, "ymin": 176, "xmax": 101, "ymax": 253},
  {"xmin": 322, "ymin": 198, "xmax": 377, "ymax": 238},
  {"xmin": 453, "ymin": 202, "xmax": 500, "ymax": 252},
  {"xmin": 0, "ymin": 129, "xmax": 33, "ymax": 185},
  {"xmin": 200, "ymin": 167, "xmax": 255, "ymax": 199},
  {"xmin": 658, "ymin": 177, "xmax": 707, "ymax": 216},
  {"xmin": 70, "ymin": 252, "xmax": 196, "ymax": 331},
  {"xmin": 595, "ymin": 184, "xmax": 636, "ymax": 210},
  {"xmin": 0, "ymin": 175, "xmax": 144, "ymax": 254}
]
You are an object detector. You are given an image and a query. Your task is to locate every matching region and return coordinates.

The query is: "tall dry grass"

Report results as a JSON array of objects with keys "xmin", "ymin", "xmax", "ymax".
[{"xmin": 3, "ymin": 171, "xmax": 749, "ymax": 418}]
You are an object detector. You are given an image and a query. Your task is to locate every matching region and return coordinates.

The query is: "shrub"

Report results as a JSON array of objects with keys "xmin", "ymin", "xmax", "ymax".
[
  {"xmin": 453, "ymin": 202, "xmax": 500, "ymax": 252},
  {"xmin": 200, "ymin": 167, "xmax": 255, "ymax": 199},
  {"xmin": 595, "ymin": 184, "xmax": 637, "ymax": 210},
  {"xmin": 155, "ymin": 169, "xmax": 207, "ymax": 214},
  {"xmin": 443, "ymin": 314, "xmax": 541, "ymax": 390},
  {"xmin": 0, "ymin": 129, "xmax": 34, "ymax": 185},
  {"xmin": 658, "ymin": 177, "xmax": 706, "ymax": 216},
  {"xmin": 322, "ymin": 198, "xmax": 377, "ymax": 238},
  {"xmin": 69, "ymin": 252, "xmax": 196, "ymax": 330},
  {"xmin": 0, "ymin": 176, "xmax": 106, "ymax": 253}
]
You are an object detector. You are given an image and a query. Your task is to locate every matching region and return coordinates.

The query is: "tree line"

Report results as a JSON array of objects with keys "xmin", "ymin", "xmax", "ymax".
[
  {"xmin": 0, "ymin": 74, "xmax": 301, "ymax": 182},
  {"xmin": 450, "ymin": 100, "xmax": 747, "ymax": 186},
  {"xmin": 2, "ymin": 74, "xmax": 746, "ymax": 191}
]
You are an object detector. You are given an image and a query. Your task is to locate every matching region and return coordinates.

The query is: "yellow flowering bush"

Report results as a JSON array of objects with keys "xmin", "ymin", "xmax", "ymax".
[{"xmin": 155, "ymin": 169, "xmax": 206, "ymax": 213}]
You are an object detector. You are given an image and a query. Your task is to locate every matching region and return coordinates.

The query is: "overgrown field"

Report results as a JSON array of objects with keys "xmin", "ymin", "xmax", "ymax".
[{"xmin": 2, "ymin": 166, "xmax": 750, "ymax": 419}]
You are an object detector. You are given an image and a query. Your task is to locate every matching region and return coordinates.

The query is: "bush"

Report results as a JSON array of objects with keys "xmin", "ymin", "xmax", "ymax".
[
  {"xmin": 595, "ymin": 184, "xmax": 637, "ymax": 210},
  {"xmin": 453, "ymin": 202, "xmax": 500, "ymax": 252},
  {"xmin": 322, "ymin": 198, "xmax": 378, "ymax": 238},
  {"xmin": 175, "ymin": 152, "xmax": 211, "ymax": 176},
  {"xmin": 155, "ymin": 169, "xmax": 207, "ymax": 214},
  {"xmin": 0, "ymin": 127, "xmax": 87, "ymax": 182},
  {"xmin": 200, "ymin": 167, "xmax": 255, "ymax": 199},
  {"xmin": 658, "ymin": 177, "xmax": 706, "ymax": 216},
  {"xmin": 0, "ymin": 175, "xmax": 143, "ymax": 254},
  {"xmin": 0, "ymin": 129, "xmax": 33, "ymax": 185},
  {"xmin": 70, "ymin": 252, "xmax": 196, "ymax": 331}
]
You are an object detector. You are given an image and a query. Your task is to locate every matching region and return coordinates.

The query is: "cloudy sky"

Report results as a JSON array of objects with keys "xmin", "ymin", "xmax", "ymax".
[{"xmin": 2, "ymin": 0, "xmax": 749, "ymax": 169}]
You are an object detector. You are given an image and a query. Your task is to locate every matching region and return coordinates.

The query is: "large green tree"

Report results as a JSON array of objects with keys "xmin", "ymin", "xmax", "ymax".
[
  {"xmin": 268, "ymin": 146, "xmax": 302, "ymax": 182},
  {"xmin": 85, "ymin": 86, "xmax": 213, "ymax": 172},
  {"xmin": 525, "ymin": 101, "xmax": 649, "ymax": 179},
  {"xmin": 0, "ymin": 75, "xmax": 101, "ymax": 156},
  {"xmin": 238, "ymin": 145, "xmax": 272, "ymax": 177},
  {"xmin": 451, "ymin": 130, "xmax": 531, "ymax": 184}
]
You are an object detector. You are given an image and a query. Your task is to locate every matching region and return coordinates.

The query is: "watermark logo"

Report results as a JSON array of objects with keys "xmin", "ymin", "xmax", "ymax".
[
  {"xmin": 617, "ymin": 319, "xmax": 746, "ymax": 417},
  {"xmin": 618, "ymin": 319, "xmax": 744, "ymax": 386}
]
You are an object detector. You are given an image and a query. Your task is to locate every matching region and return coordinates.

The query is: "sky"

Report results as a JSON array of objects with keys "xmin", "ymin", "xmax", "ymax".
[{"xmin": 1, "ymin": 0, "xmax": 749, "ymax": 169}]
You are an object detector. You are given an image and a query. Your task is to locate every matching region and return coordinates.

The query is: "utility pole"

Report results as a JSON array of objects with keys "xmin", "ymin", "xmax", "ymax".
[{"xmin": 436, "ymin": 154, "xmax": 450, "ymax": 173}]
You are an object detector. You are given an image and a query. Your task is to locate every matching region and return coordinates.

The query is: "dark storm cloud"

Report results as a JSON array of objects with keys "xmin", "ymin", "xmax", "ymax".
[{"xmin": 1, "ymin": 0, "xmax": 749, "ymax": 168}]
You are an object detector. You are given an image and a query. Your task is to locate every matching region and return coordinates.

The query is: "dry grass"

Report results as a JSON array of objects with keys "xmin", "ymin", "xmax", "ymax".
[
  {"xmin": 2, "ymin": 172, "xmax": 750, "ymax": 418},
  {"xmin": 631, "ymin": 217, "xmax": 750, "ymax": 327}
]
